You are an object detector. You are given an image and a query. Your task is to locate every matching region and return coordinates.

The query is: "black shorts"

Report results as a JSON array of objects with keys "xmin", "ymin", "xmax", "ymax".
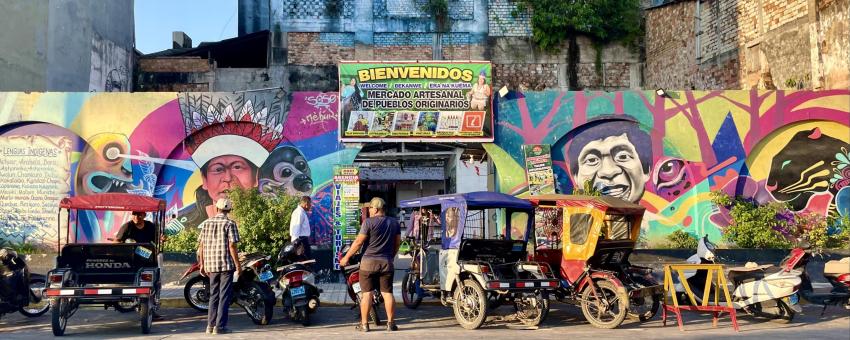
[{"xmin": 359, "ymin": 258, "xmax": 394, "ymax": 293}]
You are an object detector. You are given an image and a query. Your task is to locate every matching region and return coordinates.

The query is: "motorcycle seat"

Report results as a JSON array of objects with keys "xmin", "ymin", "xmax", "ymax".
[
  {"xmin": 727, "ymin": 264, "xmax": 773, "ymax": 284},
  {"xmin": 824, "ymin": 258, "xmax": 849, "ymax": 276}
]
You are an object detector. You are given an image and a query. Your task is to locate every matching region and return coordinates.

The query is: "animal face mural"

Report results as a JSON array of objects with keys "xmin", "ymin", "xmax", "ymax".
[
  {"xmin": 260, "ymin": 146, "xmax": 313, "ymax": 196},
  {"xmin": 492, "ymin": 90, "xmax": 850, "ymax": 246},
  {"xmin": 765, "ymin": 128, "xmax": 849, "ymax": 210},
  {"xmin": 76, "ymin": 133, "xmax": 133, "ymax": 195}
]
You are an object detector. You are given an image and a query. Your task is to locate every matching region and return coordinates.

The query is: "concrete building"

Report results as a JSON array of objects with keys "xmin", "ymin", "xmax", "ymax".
[
  {"xmin": 0, "ymin": 0, "xmax": 135, "ymax": 92},
  {"xmin": 645, "ymin": 0, "xmax": 850, "ymax": 90}
]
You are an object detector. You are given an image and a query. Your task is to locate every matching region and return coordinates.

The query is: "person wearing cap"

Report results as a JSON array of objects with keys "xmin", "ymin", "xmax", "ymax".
[
  {"xmin": 467, "ymin": 69, "xmax": 491, "ymax": 110},
  {"xmin": 197, "ymin": 198, "xmax": 241, "ymax": 335},
  {"xmin": 289, "ymin": 195, "xmax": 313, "ymax": 259},
  {"xmin": 114, "ymin": 211, "xmax": 156, "ymax": 244},
  {"xmin": 339, "ymin": 197, "xmax": 402, "ymax": 332}
]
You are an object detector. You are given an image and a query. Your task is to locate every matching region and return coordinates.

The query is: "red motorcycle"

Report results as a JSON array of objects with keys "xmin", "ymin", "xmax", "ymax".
[
  {"xmin": 781, "ymin": 243, "xmax": 850, "ymax": 312},
  {"xmin": 339, "ymin": 244, "xmax": 383, "ymax": 327}
]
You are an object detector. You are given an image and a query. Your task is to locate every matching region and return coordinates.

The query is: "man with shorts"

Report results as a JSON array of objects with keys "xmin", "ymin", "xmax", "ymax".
[{"xmin": 339, "ymin": 197, "xmax": 401, "ymax": 332}]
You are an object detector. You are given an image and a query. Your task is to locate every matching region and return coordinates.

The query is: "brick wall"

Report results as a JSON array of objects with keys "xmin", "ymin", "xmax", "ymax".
[
  {"xmin": 493, "ymin": 63, "xmax": 559, "ymax": 91},
  {"xmin": 645, "ymin": 2, "xmax": 698, "ymax": 89},
  {"xmin": 278, "ymin": 0, "xmax": 354, "ymax": 19},
  {"xmin": 488, "ymin": 0, "xmax": 533, "ymax": 37},
  {"xmin": 698, "ymin": 0, "xmax": 739, "ymax": 62},
  {"xmin": 373, "ymin": 32, "xmax": 433, "ymax": 60},
  {"xmin": 138, "ymin": 57, "xmax": 210, "ymax": 73},
  {"xmin": 763, "ymin": 0, "xmax": 808, "ymax": 30},
  {"xmin": 287, "ymin": 32, "xmax": 355, "ymax": 66},
  {"xmin": 819, "ymin": 0, "xmax": 850, "ymax": 89}
]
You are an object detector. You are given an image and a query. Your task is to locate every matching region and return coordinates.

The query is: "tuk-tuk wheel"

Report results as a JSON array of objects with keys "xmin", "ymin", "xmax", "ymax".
[
  {"xmin": 50, "ymin": 298, "xmax": 68, "ymax": 336},
  {"xmin": 453, "ymin": 279, "xmax": 487, "ymax": 330},
  {"xmin": 515, "ymin": 293, "xmax": 550, "ymax": 326},
  {"xmin": 140, "ymin": 298, "xmax": 153, "ymax": 334},
  {"xmin": 580, "ymin": 280, "xmax": 628, "ymax": 329}
]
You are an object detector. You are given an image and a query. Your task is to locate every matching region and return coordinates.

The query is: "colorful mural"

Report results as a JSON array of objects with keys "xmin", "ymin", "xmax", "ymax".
[
  {"xmin": 1, "ymin": 90, "xmax": 848, "ymax": 249},
  {"xmin": 0, "ymin": 91, "xmax": 354, "ymax": 248},
  {"xmin": 490, "ymin": 90, "xmax": 850, "ymax": 246}
]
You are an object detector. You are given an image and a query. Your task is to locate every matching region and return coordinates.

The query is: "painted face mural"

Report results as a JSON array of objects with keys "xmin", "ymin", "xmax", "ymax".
[
  {"xmin": 75, "ymin": 133, "xmax": 133, "ymax": 195},
  {"xmin": 567, "ymin": 120, "xmax": 652, "ymax": 203},
  {"xmin": 766, "ymin": 128, "xmax": 850, "ymax": 210},
  {"xmin": 180, "ymin": 93, "xmax": 284, "ymax": 220},
  {"xmin": 259, "ymin": 146, "xmax": 313, "ymax": 196}
]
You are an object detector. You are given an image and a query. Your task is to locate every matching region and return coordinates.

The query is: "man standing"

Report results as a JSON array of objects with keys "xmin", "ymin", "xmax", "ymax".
[
  {"xmin": 289, "ymin": 196, "xmax": 313, "ymax": 259},
  {"xmin": 197, "ymin": 198, "xmax": 241, "ymax": 335},
  {"xmin": 340, "ymin": 197, "xmax": 401, "ymax": 332}
]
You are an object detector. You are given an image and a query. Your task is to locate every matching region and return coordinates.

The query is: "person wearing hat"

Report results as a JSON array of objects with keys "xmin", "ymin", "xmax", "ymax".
[
  {"xmin": 114, "ymin": 211, "xmax": 156, "ymax": 244},
  {"xmin": 467, "ymin": 69, "xmax": 491, "ymax": 110},
  {"xmin": 197, "ymin": 198, "xmax": 241, "ymax": 335},
  {"xmin": 340, "ymin": 197, "xmax": 402, "ymax": 332}
]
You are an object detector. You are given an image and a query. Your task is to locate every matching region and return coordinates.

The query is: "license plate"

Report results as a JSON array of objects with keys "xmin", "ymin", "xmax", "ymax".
[
  {"xmin": 258, "ymin": 270, "xmax": 273, "ymax": 282},
  {"xmin": 291, "ymin": 286, "xmax": 306, "ymax": 297},
  {"xmin": 352, "ymin": 282, "xmax": 361, "ymax": 294}
]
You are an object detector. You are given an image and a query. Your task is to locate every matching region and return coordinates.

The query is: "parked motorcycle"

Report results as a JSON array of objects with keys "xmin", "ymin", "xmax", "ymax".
[
  {"xmin": 274, "ymin": 238, "xmax": 321, "ymax": 326},
  {"xmin": 677, "ymin": 236, "xmax": 801, "ymax": 323},
  {"xmin": 339, "ymin": 244, "xmax": 383, "ymax": 327},
  {"xmin": 181, "ymin": 253, "xmax": 276, "ymax": 325},
  {"xmin": 780, "ymin": 242, "xmax": 850, "ymax": 313},
  {"xmin": 0, "ymin": 248, "xmax": 50, "ymax": 319}
]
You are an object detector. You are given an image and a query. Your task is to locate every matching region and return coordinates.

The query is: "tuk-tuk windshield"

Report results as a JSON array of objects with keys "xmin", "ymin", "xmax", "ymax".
[
  {"xmin": 534, "ymin": 206, "xmax": 563, "ymax": 249},
  {"xmin": 461, "ymin": 207, "xmax": 529, "ymax": 241},
  {"xmin": 603, "ymin": 214, "xmax": 633, "ymax": 240}
]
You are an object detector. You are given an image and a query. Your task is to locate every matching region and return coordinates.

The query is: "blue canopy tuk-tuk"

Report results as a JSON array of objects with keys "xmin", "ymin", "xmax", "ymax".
[{"xmin": 399, "ymin": 192, "xmax": 559, "ymax": 329}]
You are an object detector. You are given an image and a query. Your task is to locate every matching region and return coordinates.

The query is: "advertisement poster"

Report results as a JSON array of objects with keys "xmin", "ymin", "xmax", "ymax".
[
  {"xmin": 522, "ymin": 144, "xmax": 556, "ymax": 195},
  {"xmin": 332, "ymin": 166, "xmax": 360, "ymax": 269},
  {"xmin": 338, "ymin": 61, "xmax": 493, "ymax": 142}
]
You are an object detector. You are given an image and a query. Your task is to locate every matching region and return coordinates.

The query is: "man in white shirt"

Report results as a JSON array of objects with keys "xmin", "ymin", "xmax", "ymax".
[{"xmin": 289, "ymin": 196, "xmax": 312, "ymax": 259}]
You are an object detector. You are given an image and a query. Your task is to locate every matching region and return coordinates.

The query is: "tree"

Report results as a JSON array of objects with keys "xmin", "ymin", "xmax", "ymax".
[{"xmin": 516, "ymin": 0, "xmax": 643, "ymax": 89}]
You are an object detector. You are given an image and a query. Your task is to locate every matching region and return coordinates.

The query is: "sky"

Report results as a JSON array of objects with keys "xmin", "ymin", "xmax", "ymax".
[{"xmin": 135, "ymin": 0, "xmax": 238, "ymax": 54}]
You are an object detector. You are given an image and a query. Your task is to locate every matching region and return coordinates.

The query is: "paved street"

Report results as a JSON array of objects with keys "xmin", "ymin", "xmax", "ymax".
[{"xmin": 1, "ymin": 302, "xmax": 848, "ymax": 339}]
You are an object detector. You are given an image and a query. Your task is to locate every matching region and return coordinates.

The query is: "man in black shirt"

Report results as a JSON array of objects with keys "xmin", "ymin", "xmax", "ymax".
[{"xmin": 115, "ymin": 211, "xmax": 156, "ymax": 243}]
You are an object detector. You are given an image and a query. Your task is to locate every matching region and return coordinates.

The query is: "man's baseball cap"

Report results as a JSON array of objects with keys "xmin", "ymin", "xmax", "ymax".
[{"xmin": 215, "ymin": 198, "xmax": 233, "ymax": 211}]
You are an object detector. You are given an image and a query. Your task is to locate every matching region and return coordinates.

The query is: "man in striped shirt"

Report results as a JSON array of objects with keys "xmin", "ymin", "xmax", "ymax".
[{"xmin": 197, "ymin": 198, "xmax": 241, "ymax": 335}]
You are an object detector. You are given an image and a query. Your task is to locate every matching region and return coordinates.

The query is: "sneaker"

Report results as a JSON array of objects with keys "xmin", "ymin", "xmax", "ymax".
[
  {"xmin": 355, "ymin": 323, "xmax": 370, "ymax": 332},
  {"xmin": 386, "ymin": 321, "xmax": 399, "ymax": 331},
  {"xmin": 205, "ymin": 327, "xmax": 214, "ymax": 334},
  {"xmin": 212, "ymin": 328, "xmax": 232, "ymax": 335}
]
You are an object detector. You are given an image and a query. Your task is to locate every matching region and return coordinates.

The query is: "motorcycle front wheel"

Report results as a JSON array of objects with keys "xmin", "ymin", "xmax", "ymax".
[
  {"xmin": 752, "ymin": 298, "xmax": 795, "ymax": 324},
  {"xmin": 19, "ymin": 277, "xmax": 50, "ymax": 317},
  {"xmin": 580, "ymin": 280, "xmax": 628, "ymax": 329}
]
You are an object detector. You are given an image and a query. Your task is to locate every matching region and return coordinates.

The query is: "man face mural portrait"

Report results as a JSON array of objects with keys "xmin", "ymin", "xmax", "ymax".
[
  {"xmin": 567, "ymin": 120, "xmax": 652, "ymax": 203},
  {"xmin": 202, "ymin": 155, "xmax": 259, "ymax": 201}
]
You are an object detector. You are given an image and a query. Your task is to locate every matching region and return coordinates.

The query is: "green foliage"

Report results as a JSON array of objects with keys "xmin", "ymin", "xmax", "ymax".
[
  {"xmin": 163, "ymin": 226, "xmax": 199, "ymax": 253},
  {"xmin": 664, "ymin": 229, "xmax": 698, "ymax": 249},
  {"xmin": 0, "ymin": 240, "xmax": 43, "ymax": 254},
  {"xmin": 710, "ymin": 192, "xmax": 792, "ymax": 248},
  {"xmin": 790, "ymin": 211, "xmax": 850, "ymax": 251},
  {"xmin": 516, "ymin": 0, "xmax": 643, "ymax": 52},
  {"xmin": 422, "ymin": 0, "xmax": 450, "ymax": 32},
  {"xmin": 574, "ymin": 179, "xmax": 602, "ymax": 196},
  {"xmin": 228, "ymin": 187, "xmax": 300, "ymax": 255}
]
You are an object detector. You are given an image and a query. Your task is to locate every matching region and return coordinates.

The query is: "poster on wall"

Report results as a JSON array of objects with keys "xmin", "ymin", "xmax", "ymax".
[
  {"xmin": 522, "ymin": 144, "xmax": 556, "ymax": 195},
  {"xmin": 332, "ymin": 165, "xmax": 360, "ymax": 269},
  {"xmin": 0, "ymin": 135, "xmax": 73, "ymax": 247},
  {"xmin": 338, "ymin": 61, "xmax": 494, "ymax": 142}
]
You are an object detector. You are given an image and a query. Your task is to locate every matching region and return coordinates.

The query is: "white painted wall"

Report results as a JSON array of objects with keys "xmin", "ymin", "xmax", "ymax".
[{"xmin": 454, "ymin": 154, "xmax": 489, "ymax": 193}]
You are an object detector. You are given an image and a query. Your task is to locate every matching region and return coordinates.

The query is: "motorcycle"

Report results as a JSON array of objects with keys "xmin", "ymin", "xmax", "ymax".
[
  {"xmin": 0, "ymin": 248, "xmax": 50, "ymax": 319},
  {"xmin": 180, "ymin": 253, "xmax": 276, "ymax": 325},
  {"xmin": 274, "ymin": 238, "xmax": 321, "ymax": 326},
  {"xmin": 780, "ymin": 242, "xmax": 850, "ymax": 313},
  {"xmin": 677, "ymin": 236, "xmax": 802, "ymax": 323},
  {"xmin": 339, "ymin": 244, "xmax": 383, "ymax": 327}
]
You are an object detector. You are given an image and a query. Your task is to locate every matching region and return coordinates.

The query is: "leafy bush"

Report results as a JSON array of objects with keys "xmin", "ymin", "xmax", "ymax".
[
  {"xmin": 790, "ymin": 211, "xmax": 850, "ymax": 251},
  {"xmin": 0, "ymin": 240, "xmax": 44, "ymax": 254},
  {"xmin": 162, "ymin": 226, "xmax": 199, "ymax": 253},
  {"xmin": 664, "ymin": 229, "xmax": 698, "ymax": 249},
  {"xmin": 574, "ymin": 179, "xmax": 602, "ymax": 196},
  {"xmin": 228, "ymin": 187, "xmax": 300, "ymax": 255},
  {"xmin": 710, "ymin": 192, "xmax": 792, "ymax": 248}
]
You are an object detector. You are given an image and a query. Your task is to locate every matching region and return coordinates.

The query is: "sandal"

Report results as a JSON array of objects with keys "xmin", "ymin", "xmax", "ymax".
[
  {"xmin": 355, "ymin": 323, "xmax": 370, "ymax": 332},
  {"xmin": 386, "ymin": 321, "xmax": 399, "ymax": 331}
]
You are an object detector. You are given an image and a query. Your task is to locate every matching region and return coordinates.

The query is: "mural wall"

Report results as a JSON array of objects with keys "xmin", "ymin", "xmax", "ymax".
[
  {"xmin": 0, "ymin": 91, "xmax": 357, "ymax": 248},
  {"xmin": 489, "ymin": 90, "xmax": 850, "ymax": 246},
  {"xmin": 1, "ymin": 90, "xmax": 848, "ymax": 248}
]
